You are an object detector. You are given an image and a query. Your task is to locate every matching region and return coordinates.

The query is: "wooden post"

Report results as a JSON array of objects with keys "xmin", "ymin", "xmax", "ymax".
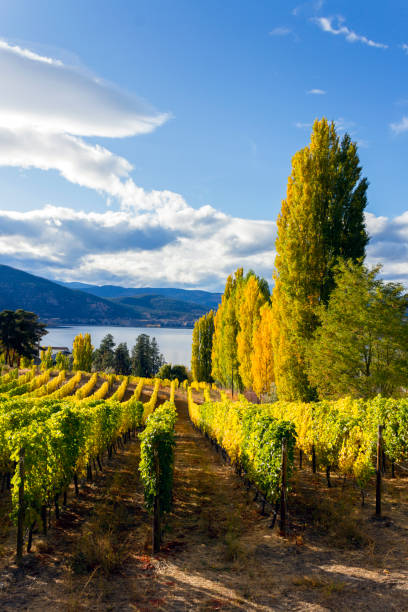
[
  {"xmin": 152, "ymin": 451, "xmax": 161, "ymax": 554},
  {"xmin": 16, "ymin": 448, "xmax": 25, "ymax": 562},
  {"xmin": 280, "ymin": 438, "xmax": 287, "ymax": 537},
  {"xmin": 312, "ymin": 444, "xmax": 316, "ymax": 474},
  {"xmin": 376, "ymin": 425, "xmax": 383, "ymax": 517},
  {"xmin": 299, "ymin": 449, "xmax": 303, "ymax": 470}
]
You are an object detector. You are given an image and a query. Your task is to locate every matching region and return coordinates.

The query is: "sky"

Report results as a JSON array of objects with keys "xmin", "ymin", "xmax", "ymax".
[{"xmin": 0, "ymin": 0, "xmax": 407, "ymax": 290}]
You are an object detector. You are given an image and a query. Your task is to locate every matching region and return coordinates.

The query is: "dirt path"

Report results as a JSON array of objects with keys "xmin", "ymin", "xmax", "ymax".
[{"xmin": 1, "ymin": 392, "xmax": 408, "ymax": 610}]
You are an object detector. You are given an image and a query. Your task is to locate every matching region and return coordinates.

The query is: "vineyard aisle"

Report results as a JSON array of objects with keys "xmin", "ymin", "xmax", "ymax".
[{"xmin": 0, "ymin": 390, "xmax": 408, "ymax": 610}]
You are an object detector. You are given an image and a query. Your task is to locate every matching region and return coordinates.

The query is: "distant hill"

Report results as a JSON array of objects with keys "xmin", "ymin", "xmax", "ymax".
[
  {"xmin": 0, "ymin": 265, "xmax": 218, "ymax": 327},
  {"xmin": 111, "ymin": 294, "xmax": 208, "ymax": 326},
  {"xmin": 59, "ymin": 281, "xmax": 222, "ymax": 310}
]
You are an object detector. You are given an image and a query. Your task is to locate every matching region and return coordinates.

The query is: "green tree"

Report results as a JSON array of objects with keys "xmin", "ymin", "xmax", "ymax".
[
  {"xmin": 73, "ymin": 333, "xmax": 93, "ymax": 372},
  {"xmin": 93, "ymin": 333, "xmax": 115, "ymax": 371},
  {"xmin": 55, "ymin": 351, "xmax": 70, "ymax": 370},
  {"xmin": 211, "ymin": 270, "xmax": 243, "ymax": 393},
  {"xmin": 191, "ymin": 310, "xmax": 215, "ymax": 382},
  {"xmin": 40, "ymin": 346, "xmax": 53, "ymax": 370},
  {"xmin": 114, "ymin": 342, "xmax": 131, "ymax": 375},
  {"xmin": 0, "ymin": 309, "xmax": 47, "ymax": 366},
  {"xmin": 158, "ymin": 363, "xmax": 188, "ymax": 382},
  {"xmin": 131, "ymin": 334, "xmax": 164, "ymax": 377},
  {"xmin": 307, "ymin": 261, "xmax": 408, "ymax": 399},
  {"xmin": 271, "ymin": 118, "xmax": 369, "ymax": 401}
]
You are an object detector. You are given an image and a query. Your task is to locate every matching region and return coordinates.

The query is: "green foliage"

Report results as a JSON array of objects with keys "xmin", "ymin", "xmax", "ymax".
[
  {"xmin": 188, "ymin": 393, "xmax": 296, "ymax": 503},
  {"xmin": 93, "ymin": 334, "xmax": 115, "ymax": 371},
  {"xmin": 55, "ymin": 352, "xmax": 70, "ymax": 370},
  {"xmin": 73, "ymin": 333, "xmax": 93, "ymax": 372},
  {"xmin": 211, "ymin": 269, "xmax": 269, "ymax": 391},
  {"xmin": 113, "ymin": 342, "xmax": 131, "ymax": 375},
  {"xmin": 131, "ymin": 334, "xmax": 164, "ymax": 377},
  {"xmin": 158, "ymin": 363, "xmax": 188, "ymax": 382},
  {"xmin": 0, "ymin": 309, "xmax": 47, "ymax": 366},
  {"xmin": 40, "ymin": 346, "xmax": 53, "ymax": 370},
  {"xmin": 139, "ymin": 401, "xmax": 176, "ymax": 515},
  {"xmin": 0, "ymin": 391, "xmax": 146, "ymax": 531},
  {"xmin": 307, "ymin": 261, "xmax": 408, "ymax": 399},
  {"xmin": 271, "ymin": 118, "xmax": 368, "ymax": 401},
  {"xmin": 191, "ymin": 310, "xmax": 215, "ymax": 382}
]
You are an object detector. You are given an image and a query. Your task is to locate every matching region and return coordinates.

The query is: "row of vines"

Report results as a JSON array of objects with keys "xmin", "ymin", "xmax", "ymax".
[{"xmin": 0, "ymin": 367, "xmax": 174, "ymax": 558}]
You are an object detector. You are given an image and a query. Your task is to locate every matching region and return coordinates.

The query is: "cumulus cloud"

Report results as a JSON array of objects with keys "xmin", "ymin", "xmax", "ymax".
[
  {"xmin": 313, "ymin": 16, "xmax": 388, "ymax": 49},
  {"xmin": 307, "ymin": 88, "xmax": 326, "ymax": 95},
  {"xmin": 365, "ymin": 212, "xmax": 408, "ymax": 284},
  {"xmin": 390, "ymin": 116, "xmax": 408, "ymax": 134},
  {"xmin": 0, "ymin": 205, "xmax": 277, "ymax": 290}
]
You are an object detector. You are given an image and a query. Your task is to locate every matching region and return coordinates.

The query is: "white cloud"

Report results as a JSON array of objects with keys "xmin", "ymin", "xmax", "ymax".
[
  {"xmin": 390, "ymin": 116, "xmax": 408, "ymax": 134},
  {"xmin": 0, "ymin": 39, "xmax": 176, "ymax": 211},
  {"xmin": 0, "ymin": 205, "xmax": 277, "ymax": 290},
  {"xmin": 295, "ymin": 122, "xmax": 312, "ymax": 129},
  {"xmin": 269, "ymin": 27, "xmax": 292, "ymax": 36},
  {"xmin": 313, "ymin": 16, "xmax": 388, "ymax": 49},
  {"xmin": 0, "ymin": 39, "xmax": 169, "ymax": 137},
  {"xmin": 401, "ymin": 43, "xmax": 408, "ymax": 55},
  {"xmin": 365, "ymin": 211, "xmax": 408, "ymax": 284},
  {"xmin": 307, "ymin": 89, "xmax": 326, "ymax": 95}
]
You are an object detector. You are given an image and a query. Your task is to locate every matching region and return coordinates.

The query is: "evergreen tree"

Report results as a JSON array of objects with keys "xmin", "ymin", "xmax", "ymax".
[
  {"xmin": 114, "ymin": 342, "xmax": 131, "ymax": 375},
  {"xmin": 0, "ymin": 309, "xmax": 47, "ymax": 366},
  {"xmin": 271, "ymin": 118, "xmax": 369, "ymax": 401},
  {"xmin": 151, "ymin": 337, "xmax": 164, "ymax": 374},
  {"xmin": 131, "ymin": 334, "xmax": 164, "ymax": 377},
  {"xmin": 307, "ymin": 261, "xmax": 408, "ymax": 399},
  {"xmin": 93, "ymin": 333, "xmax": 115, "ymax": 371},
  {"xmin": 73, "ymin": 333, "xmax": 93, "ymax": 372}
]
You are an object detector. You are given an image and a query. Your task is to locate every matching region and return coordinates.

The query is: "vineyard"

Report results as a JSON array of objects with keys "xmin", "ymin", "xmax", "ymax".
[{"xmin": 1, "ymin": 368, "xmax": 408, "ymax": 610}]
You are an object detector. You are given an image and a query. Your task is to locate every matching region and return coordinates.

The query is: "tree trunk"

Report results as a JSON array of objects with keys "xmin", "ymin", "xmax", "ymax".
[
  {"xmin": 376, "ymin": 425, "xmax": 383, "ymax": 517},
  {"xmin": 280, "ymin": 438, "xmax": 288, "ymax": 537},
  {"xmin": 16, "ymin": 448, "xmax": 25, "ymax": 562}
]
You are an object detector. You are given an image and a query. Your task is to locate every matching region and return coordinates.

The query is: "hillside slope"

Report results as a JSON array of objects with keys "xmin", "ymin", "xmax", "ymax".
[
  {"xmin": 59, "ymin": 281, "xmax": 221, "ymax": 310},
  {"xmin": 0, "ymin": 265, "xmax": 213, "ymax": 327}
]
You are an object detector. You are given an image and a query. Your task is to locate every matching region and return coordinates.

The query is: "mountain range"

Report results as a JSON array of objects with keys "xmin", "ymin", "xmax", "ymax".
[{"xmin": 0, "ymin": 264, "xmax": 221, "ymax": 327}]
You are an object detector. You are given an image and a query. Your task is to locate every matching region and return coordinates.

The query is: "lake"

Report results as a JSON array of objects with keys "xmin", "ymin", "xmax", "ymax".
[{"xmin": 44, "ymin": 326, "xmax": 193, "ymax": 368}]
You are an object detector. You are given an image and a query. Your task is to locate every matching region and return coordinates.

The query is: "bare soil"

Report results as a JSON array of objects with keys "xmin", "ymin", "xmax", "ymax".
[{"xmin": 1, "ymin": 390, "xmax": 408, "ymax": 610}]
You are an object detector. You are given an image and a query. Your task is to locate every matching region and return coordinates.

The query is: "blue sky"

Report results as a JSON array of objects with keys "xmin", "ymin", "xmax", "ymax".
[{"xmin": 0, "ymin": 0, "xmax": 407, "ymax": 289}]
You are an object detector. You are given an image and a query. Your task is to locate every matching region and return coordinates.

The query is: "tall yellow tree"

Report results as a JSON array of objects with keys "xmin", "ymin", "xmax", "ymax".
[
  {"xmin": 237, "ymin": 274, "xmax": 267, "ymax": 389},
  {"xmin": 72, "ymin": 333, "xmax": 93, "ymax": 372},
  {"xmin": 251, "ymin": 302, "xmax": 274, "ymax": 395},
  {"xmin": 271, "ymin": 118, "xmax": 368, "ymax": 401},
  {"xmin": 211, "ymin": 270, "xmax": 243, "ymax": 392}
]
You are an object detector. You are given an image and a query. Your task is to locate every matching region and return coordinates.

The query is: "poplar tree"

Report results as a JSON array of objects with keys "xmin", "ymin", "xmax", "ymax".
[
  {"xmin": 251, "ymin": 302, "xmax": 274, "ymax": 396},
  {"xmin": 73, "ymin": 333, "xmax": 93, "ymax": 372},
  {"xmin": 191, "ymin": 310, "xmax": 215, "ymax": 382},
  {"xmin": 271, "ymin": 118, "xmax": 368, "ymax": 401},
  {"xmin": 237, "ymin": 274, "xmax": 268, "ymax": 389},
  {"xmin": 211, "ymin": 270, "xmax": 243, "ymax": 392}
]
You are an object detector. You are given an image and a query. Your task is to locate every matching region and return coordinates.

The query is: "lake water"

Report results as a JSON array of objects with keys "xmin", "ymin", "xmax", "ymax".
[{"xmin": 44, "ymin": 326, "xmax": 193, "ymax": 367}]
